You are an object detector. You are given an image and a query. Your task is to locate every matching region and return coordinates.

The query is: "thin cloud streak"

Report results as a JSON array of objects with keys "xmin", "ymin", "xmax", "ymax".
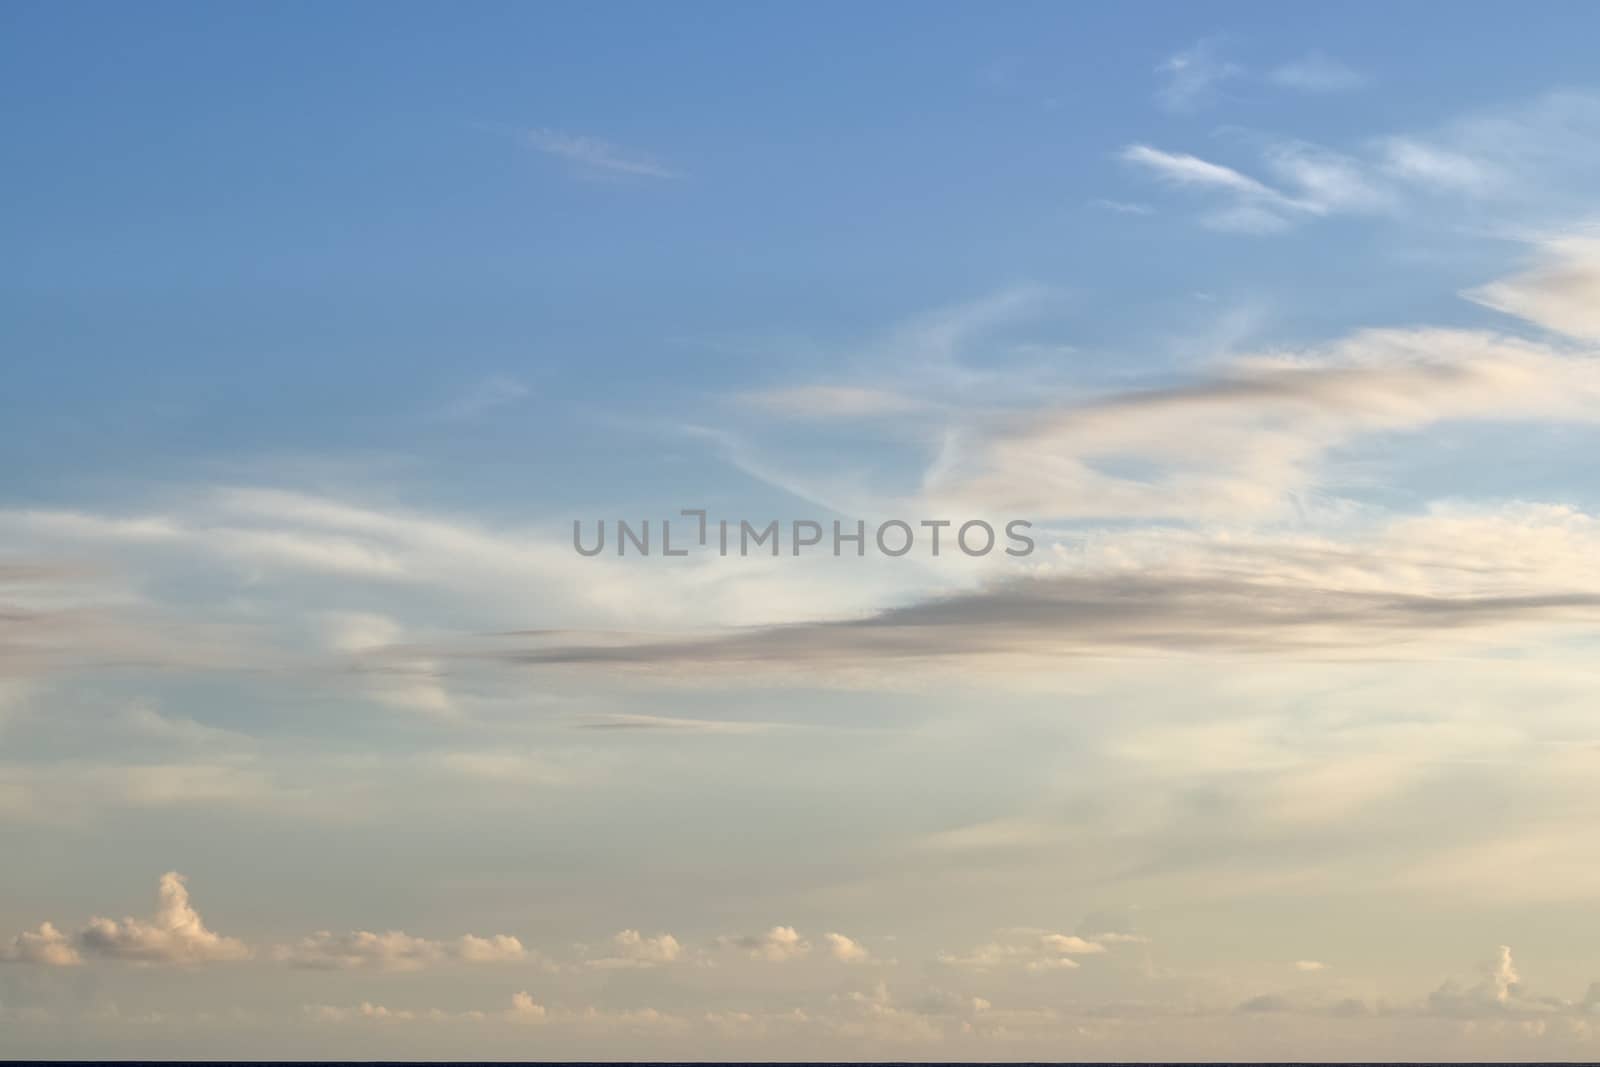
[{"xmin": 525, "ymin": 128, "xmax": 681, "ymax": 179}]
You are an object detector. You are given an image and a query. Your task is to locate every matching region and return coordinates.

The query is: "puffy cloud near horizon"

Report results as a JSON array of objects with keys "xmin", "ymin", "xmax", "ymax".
[
  {"xmin": 936, "ymin": 927, "xmax": 1126, "ymax": 972},
  {"xmin": 274, "ymin": 929, "xmax": 527, "ymax": 970},
  {"xmin": 0, "ymin": 921, "xmax": 82, "ymax": 966},
  {"xmin": 825, "ymin": 932, "xmax": 869, "ymax": 963},
  {"xmin": 585, "ymin": 929, "xmax": 683, "ymax": 969},
  {"xmin": 78, "ymin": 872, "xmax": 250, "ymax": 964},
  {"xmin": 724, "ymin": 925, "xmax": 811, "ymax": 962}
]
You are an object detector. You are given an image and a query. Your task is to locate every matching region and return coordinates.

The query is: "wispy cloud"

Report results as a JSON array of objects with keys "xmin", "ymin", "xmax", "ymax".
[
  {"xmin": 1269, "ymin": 53, "xmax": 1368, "ymax": 93},
  {"xmin": 1155, "ymin": 37, "xmax": 1242, "ymax": 112},
  {"xmin": 1090, "ymin": 198, "xmax": 1155, "ymax": 216},
  {"xmin": 1466, "ymin": 232, "xmax": 1600, "ymax": 339},
  {"xmin": 525, "ymin": 128, "xmax": 681, "ymax": 180},
  {"xmin": 437, "ymin": 375, "xmax": 530, "ymax": 421},
  {"xmin": 1119, "ymin": 144, "xmax": 1311, "ymax": 232},
  {"xmin": 1120, "ymin": 144, "xmax": 1285, "ymax": 200}
]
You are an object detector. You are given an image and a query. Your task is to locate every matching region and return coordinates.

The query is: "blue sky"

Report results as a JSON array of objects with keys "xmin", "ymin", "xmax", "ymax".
[
  {"xmin": 8, "ymin": 3, "xmax": 1600, "ymax": 1059},
  {"xmin": 10, "ymin": 1, "xmax": 1599, "ymax": 508}
]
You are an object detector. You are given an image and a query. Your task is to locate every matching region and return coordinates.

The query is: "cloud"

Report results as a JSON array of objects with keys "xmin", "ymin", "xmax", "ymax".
[
  {"xmin": 586, "ymin": 929, "xmax": 683, "ymax": 969},
  {"xmin": 274, "ymin": 929, "xmax": 526, "ymax": 970},
  {"xmin": 1378, "ymin": 91, "xmax": 1600, "ymax": 205},
  {"xmin": 1377, "ymin": 138, "xmax": 1502, "ymax": 195},
  {"xmin": 1091, "ymin": 198, "xmax": 1155, "ymax": 216},
  {"xmin": 1155, "ymin": 38, "xmax": 1242, "ymax": 111},
  {"xmin": 1237, "ymin": 993, "xmax": 1293, "ymax": 1013},
  {"xmin": 304, "ymin": 1001, "xmax": 492, "ymax": 1024},
  {"xmin": 1466, "ymin": 234, "xmax": 1600, "ymax": 340},
  {"xmin": 936, "ymin": 928, "xmax": 1121, "ymax": 972},
  {"xmin": 321, "ymin": 611, "xmax": 453, "ymax": 716},
  {"xmin": 473, "ymin": 503, "xmax": 1600, "ymax": 674},
  {"xmin": 1117, "ymin": 92, "xmax": 1600, "ymax": 234},
  {"xmin": 929, "ymin": 325, "xmax": 1600, "ymax": 522},
  {"xmin": 1120, "ymin": 145, "xmax": 1284, "ymax": 201},
  {"xmin": 825, "ymin": 932, "xmax": 869, "ymax": 963},
  {"xmin": 78, "ymin": 872, "xmax": 250, "ymax": 964},
  {"xmin": 526, "ymin": 128, "xmax": 680, "ymax": 180},
  {"xmin": 725, "ymin": 925, "xmax": 811, "ymax": 962},
  {"xmin": 1269, "ymin": 54, "xmax": 1367, "ymax": 92},
  {"xmin": 1121, "ymin": 141, "xmax": 1389, "ymax": 232},
  {"xmin": 455, "ymin": 933, "xmax": 531, "ymax": 964},
  {"xmin": 735, "ymin": 385, "xmax": 925, "ymax": 419},
  {"xmin": 438, "ymin": 375, "xmax": 530, "ymax": 421},
  {"xmin": 1428, "ymin": 945, "xmax": 1532, "ymax": 1018},
  {"xmin": 1262, "ymin": 142, "xmax": 1391, "ymax": 213},
  {"xmin": 575, "ymin": 713, "xmax": 781, "ymax": 734},
  {"xmin": 508, "ymin": 991, "xmax": 548, "ymax": 1023},
  {"xmin": 1246, "ymin": 945, "xmax": 1600, "ymax": 1028},
  {"xmin": 1294, "ymin": 960, "xmax": 1328, "ymax": 972},
  {"xmin": 0, "ymin": 922, "xmax": 81, "ymax": 966}
]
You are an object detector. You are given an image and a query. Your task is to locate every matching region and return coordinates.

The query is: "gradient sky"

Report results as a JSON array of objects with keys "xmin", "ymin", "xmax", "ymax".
[{"xmin": 8, "ymin": 2, "xmax": 1600, "ymax": 1059}]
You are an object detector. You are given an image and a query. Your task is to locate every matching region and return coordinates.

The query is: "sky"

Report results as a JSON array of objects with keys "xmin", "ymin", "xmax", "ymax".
[{"xmin": 7, "ymin": 1, "xmax": 1600, "ymax": 1059}]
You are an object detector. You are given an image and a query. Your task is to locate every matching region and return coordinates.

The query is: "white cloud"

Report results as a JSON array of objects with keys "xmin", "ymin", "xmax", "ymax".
[
  {"xmin": 1377, "ymin": 137, "xmax": 1502, "ymax": 195},
  {"xmin": 304, "ymin": 1001, "xmax": 490, "ymax": 1024},
  {"xmin": 438, "ymin": 375, "xmax": 530, "ymax": 421},
  {"xmin": 586, "ymin": 929, "xmax": 683, "ymax": 969},
  {"xmin": 928, "ymin": 324, "xmax": 1600, "ymax": 523},
  {"xmin": 1156, "ymin": 38, "xmax": 1242, "ymax": 112},
  {"xmin": 274, "ymin": 930, "xmax": 525, "ymax": 970},
  {"xmin": 1269, "ymin": 53, "xmax": 1367, "ymax": 92},
  {"xmin": 454, "ymin": 933, "xmax": 530, "ymax": 964},
  {"xmin": 320, "ymin": 611, "xmax": 453, "ymax": 716},
  {"xmin": 1466, "ymin": 234, "xmax": 1600, "ymax": 340},
  {"xmin": 936, "ymin": 928, "xmax": 1119, "ymax": 972},
  {"xmin": 736, "ymin": 385, "xmax": 924, "ymax": 419},
  {"xmin": 725, "ymin": 925, "xmax": 811, "ymax": 962},
  {"xmin": 508, "ymin": 991, "xmax": 548, "ymax": 1023},
  {"xmin": 1429, "ymin": 945, "xmax": 1527, "ymax": 1017},
  {"xmin": 0, "ymin": 922, "xmax": 81, "ymax": 966},
  {"xmin": 1262, "ymin": 142, "xmax": 1392, "ymax": 214},
  {"xmin": 1121, "ymin": 141, "xmax": 1390, "ymax": 233},
  {"xmin": 1120, "ymin": 145, "xmax": 1283, "ymax": 200},
  {"xmin": 78, "ymin": 872, "xmax": 250, "ymax": 964},
  {"xmin": 526, "ymin": 128, "xmax": 680, "ymax": 180},
  {"xmin": 824, "ymin": 932, "xmax": 869, "ymax": 963},
  {"xmin": 1091, "ymin": 198, "xmax": 1155, "ymax": 215}
]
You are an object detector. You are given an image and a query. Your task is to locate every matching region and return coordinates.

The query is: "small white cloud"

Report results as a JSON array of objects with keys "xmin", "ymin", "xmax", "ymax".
[
  {"xmin": 321, "ymin": 612, "xmax": 453, "ymax": 717},
  {"xmin": 1294, "ymin": 959, "xmax": 1328, "ymax": 972},
  {"xmin": 937, "ymin": 928, "xmax": 1122, "ymax": 972},
  {"xmin": 725, "ymin": 925, "xmax": 810, "ymax": 962},
  {"xmin": 1123, "ymin": 140, "xmax": 1392, "ymax": 234},
  {"xmin": 1269, "ymin": 53, "xmax": 1367, "ymax": 92},
  {"xmin": 587, "ymin": 929, "xmax": 682, "ymax": 969},
  {"xmin": 1121, "ymin": 144, "xmax": 1282, "ymax": 200},
  {"xmin": 439, "ymin": 375, "xmax": 529, "ymax": 421},
  {"xmin": 1377, "ymin": 137, "xmax": 1502, "ymax": 195},
  {"xmin": 824, "ymin": 932, "xmax": 869, "ymax": 963},
  {"xmin": 508, "ymin": 991, "xmax": 548, "ymax": 1023},
  {"xmin": 0, "ymin": 922, "xmax": 81, "ymax": 966},
  {"xmin": 1091, "ymin": 198, "xmax": 1155, "ymax": 216},
  {"xmin": 274, "ymin": 929, "xmax": 525, "ymax": 970},
  {"xmin": 736, "ymin": 385, "xmax": 923, "ymax": 419},
  {"xmin": 453, "ymin": 933, "xmax": 529, "ymax": 964},
  {"xmin": 526, "ymin": 128, "xmax": 680, "ymax": 180},
  {"xmin": 1156, "ymin": 38, "xmax": 1242, "ymax": 112}
]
